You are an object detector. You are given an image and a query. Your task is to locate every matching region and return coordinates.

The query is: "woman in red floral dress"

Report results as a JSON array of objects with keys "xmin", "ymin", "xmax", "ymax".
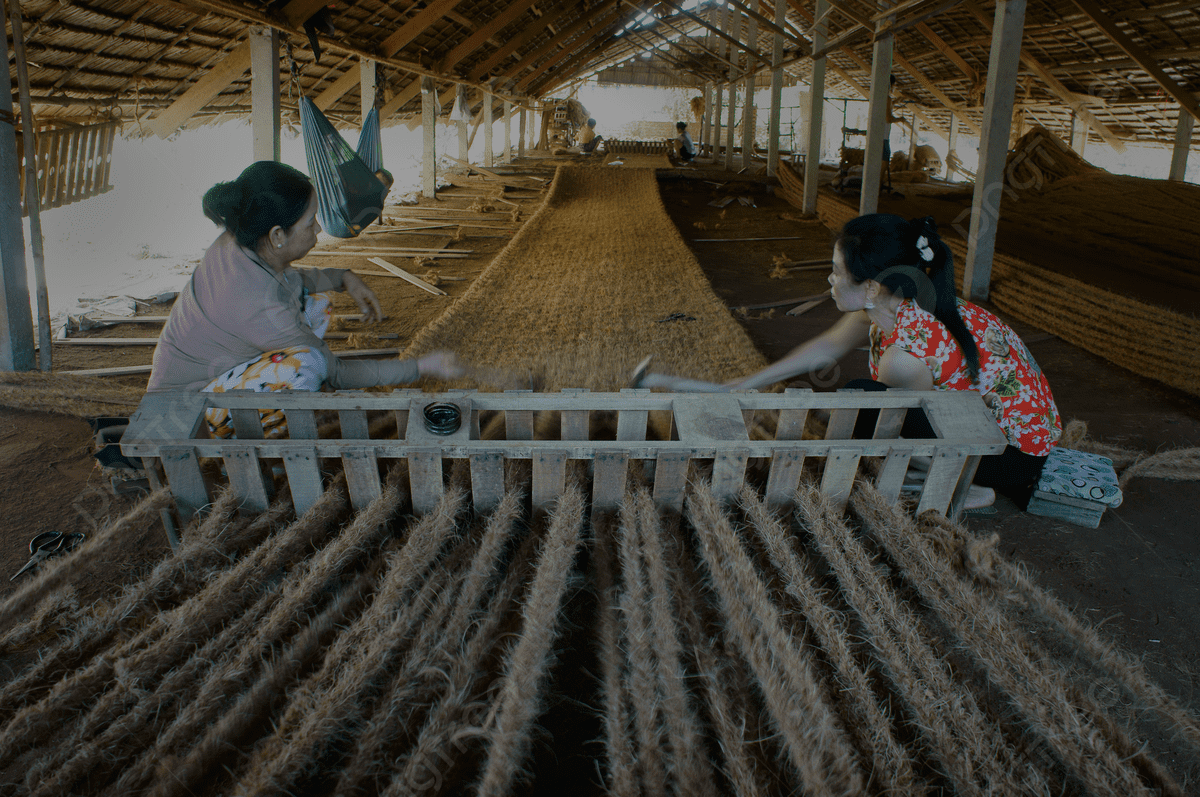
[{"xmin": 730, "ymin": 214, "xmax": 1061, "ymax": 509}]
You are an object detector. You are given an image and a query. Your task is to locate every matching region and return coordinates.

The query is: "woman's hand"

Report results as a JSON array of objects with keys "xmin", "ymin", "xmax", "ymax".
[
  {"xmin": 416, "ymin": 350, "xmax": 465, "ymax": 381},
  {"xmin": 343, "ymin": 272, "xmax": 384, "ymax": 324}
]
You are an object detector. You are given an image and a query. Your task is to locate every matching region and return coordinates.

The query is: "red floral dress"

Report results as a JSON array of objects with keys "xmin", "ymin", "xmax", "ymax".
[{"xmin": 869, "ymin": 298, "xmax": 1061, "ymax": 456}]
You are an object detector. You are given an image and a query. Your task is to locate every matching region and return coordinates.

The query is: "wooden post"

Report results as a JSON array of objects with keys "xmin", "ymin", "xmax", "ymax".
[
  {"xmin": 8, "ymin": 0, "xmax": 51, "ymax": 370},
  {"xmin": 712, "ymin": 84, "xmax": 724, "ymax": 158},
  {"xmin": 962, "ymin": 0, "xmax": 1028, "ymax": 301},
  {"xmin": 360, "ymin": 58, "xmax": 376, "ymax": 123},
  {"xmin": 250, "ymin": 27, "xmax": 281, "ymax": 162},
  {"xmin": 1169, "ymin": 108, "xmax": 1193, "ymax": 181},
  {"xmin": 741, "ymin": 2, "xmax": 759, "ymax": 170},
  {"xmin": 0, "ymin": 0, "xmax": 34, "ymax": 371},
  {"xmin": 503, "ymin": 100, "xmax": 512, "ymax": 163},
  {"xmin": 483, "ymin": 84, "xmax": 495, "ymax": 168},
  {"xmin": 803, "ymin": 0, "xmax": 829, "ymax": 214},
  {"xmin": 767, "ymin": 0, "xmax": 784, "ymax": 177},
  {"xmin": 724, "ymin": 11, "xmax": 740, "ymax": 169},
  {"xmin": 946, "ymin": 111, "xmax": 958, "ymax": 179},
  {"xmin": 700, "ymin": 82, "xmax": 713, "ymax": 156},
  {"xmin": 421, "ymin": 77, "xmax": 437, "ymax": 198},
  {"xmin": 1069, "ymin": 110, "xmax": 1087, "ymax": 155},
  {"xmin": 518, "ymin": 103, "xmax": 527, "ymax": 158},
  {"xmin": 907, "ymin": 108, "xmax": 919, "ymax": 167},
  {"xmin": 860, "ymin": 16, "xmax": 894, "ymax": 215},
  {"xmin": 455, "ymin": 85, "xmax": 469, "ymax": 163}
]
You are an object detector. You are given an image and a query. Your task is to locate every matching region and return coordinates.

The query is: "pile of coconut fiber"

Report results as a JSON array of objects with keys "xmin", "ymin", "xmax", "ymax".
[
  {"xmin": 1003, "ymin": 125, "xmax": 1097, "ymax": 193},
  {"xmin": 404, "ymin": 165, "xmax": 765, "ymax": 391}
]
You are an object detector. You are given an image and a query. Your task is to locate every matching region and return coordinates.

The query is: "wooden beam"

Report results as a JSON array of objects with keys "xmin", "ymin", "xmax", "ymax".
[
  {"xmin": 505, "ymin": 1, "xmax": 623, "ymax": 89},
  {"xmin": 768, "ymin": 0, "xmax": 786, "ymax": 177},
  {"xmin": 528, "ymin": 32, "xmax": 619, "ymax": 95},
  {"xmin": 150, "ymin": 0, "xmax": 327, "ymax": 137},
  {"xmin": 724, "ymin": 0, "xmax": 810, "ymax": 53},
  {"xmin": 837, "ymin": 48, "xmax": 953, "ymax": 142},
  {"xmin": 360, "ymin": 58, "xmax": 376, "ymax": 122},
  {"xmin": 914, "ymin": 20, "xmax": 978, "ymax": 85},
  {"xmin": 439, "ymin": 0, "xmax": 541, "ymax": 73},
  {"xmin": 467, "ymin": 4, "xmax": 575, "ymax": 82},
  {"xmin": 656, "ymin": 0, "xmax": 773, "ymax": 65},
  {"xmin": 314, "ymin": 66, "xmax": 361, "ymax": 111},
  {"xmin": 422, "ymin": 77, "xmax": 436, "ymax": 198},
  {"xmin": 0, "ymin": 0, "xmax": 34, "ymax": 371},
  {"xmin": 869, "ymin": 0, "xmax": 937, "ymax": 22},
  {"xmin": 860, "ymin": 17, "xmax": 893, "ymax": 215},
  {"xmin": 1069, "ymin": 0, "xmax": 1200, "ymax": 126},
  {"xmin": 380, "ymin": 0, "xmax": 467, "ymax": 59},
  {"xmin": 516, "ymin": 6, "xmax": 628, "ymax": 93},
  {"xmin": 962, "ymin": 0, "xmax": 1125, "ymax": 152},
  {"xmin": 249, "ymin": 27, "xmax": 280, "ymax": 162},
  {"xmin": 894, "ymin": 51, "xmax": 982, "ymax": 135}
]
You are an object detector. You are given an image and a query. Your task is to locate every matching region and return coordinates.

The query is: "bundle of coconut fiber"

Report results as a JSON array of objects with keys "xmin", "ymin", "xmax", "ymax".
[
  {"xmin": 1004, "ymin": 125, "xmax": 1098, "ymax": 192},
  {"xmin": 564, "ymin": 97, "xmax": 589, "ymax": 128}
]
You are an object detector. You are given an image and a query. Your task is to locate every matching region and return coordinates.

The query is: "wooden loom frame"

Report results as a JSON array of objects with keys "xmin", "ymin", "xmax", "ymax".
[{"xmin": 122, "ymin": 388, "xmax": 1007, "ymax": 547}]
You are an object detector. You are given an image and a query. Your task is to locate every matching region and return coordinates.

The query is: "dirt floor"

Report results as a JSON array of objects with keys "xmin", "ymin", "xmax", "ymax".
[{"xmin": 1, "ymin": 153, "xmax": 1198, "ymax": 784}]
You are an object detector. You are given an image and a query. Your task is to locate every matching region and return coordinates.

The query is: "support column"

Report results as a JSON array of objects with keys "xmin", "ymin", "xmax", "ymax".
[
  {"xmin": 421, "ymin": 77, "xmax": 437, "ymax": 198},
  {"xmin": 767, "ymin": 0, "xmax": 785, "ymax": 177},
  {"xmin": 483, "ymin": 84, "xmax": 495, "ymax": 168},
  {"xmin": 1169, "ymin": 108, "xmax": 1193, "ymax": 181},
  {"xmin": 962, "ymin": 0, "xmax": 1028, "ymax": 301},
  {"xmin": 503, "ymin": 100, "xmax": 512, "ymax": 163},
  {"xmin": 700, "ymin": 82, "xmax": 713, "ymax": 156},
  {"xmin": 907, "ymin": 109, "xmax": 919, "ymax": 167},
  {"xmin": 0, "ymin": 0, "xmax": 33, "ymax": 371},
  {"xmin": 456, "ymin": 85, "xmax": 469, "ymax": 163},
  {"xmin": 519, "ymin": 104, "xmax": 527, "ymax": 159},
  {"xmin": 8, "ymin": 0, "xmax": 49, "ymax": 370},
  {"xmin": 712, "ymin": 84, "xmax": 724, "ymax": 158},
  {"xmin": 803, "ymin": 0, "xmax": 829, "ymax": 214},
  {"xmin": 249, "ymin": 27, "xmax": 281, "ymax": 162},
  {"xmin": 741, "ymin": 2, "xmax": 759, "ymax": 169},
  {"xmin": 1069, "ymin": 110, "xmax": 1087, "ymax": 155},
  {"xmin": 946, "ymin": 112, "xmax": 958, "ymax": 179},
  {"xmin": 860, "ymin": 17, "xmax": 895, "ymax": 215},
  {"xmin": 360, "ymin": 58, "xmax": 376, "ymax": 123},
  {"xmin": 724, "ymin": 9, "xmax": 740, "ymax": 170}
]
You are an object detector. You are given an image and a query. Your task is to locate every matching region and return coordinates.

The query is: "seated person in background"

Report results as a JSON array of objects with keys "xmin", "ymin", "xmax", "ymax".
[
  {"xmin": 724, "ymin": 214, "xmax": 1062, "ymax": 510},
  {"xmin": 578, "ymin": 118, "xmax": 603, "ymax": 154},
  {"xmin": 674, "ymin": 120, "xmax": 695, "ymax": 163},
  {"xmin": 148, "ymin": 161, "xmax": 462, "ymax": 438}
]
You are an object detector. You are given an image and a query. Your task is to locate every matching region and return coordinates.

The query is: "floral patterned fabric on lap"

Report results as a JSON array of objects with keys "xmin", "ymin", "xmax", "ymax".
[{"xmin": 869, "ymin": 298, "xmax": 1061, "ymax": 456}]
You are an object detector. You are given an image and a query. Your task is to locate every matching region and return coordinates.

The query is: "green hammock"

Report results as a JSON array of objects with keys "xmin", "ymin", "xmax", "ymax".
[{"xmin": 300, "ymin": 95, "xmax": 387, "ymax": 238}]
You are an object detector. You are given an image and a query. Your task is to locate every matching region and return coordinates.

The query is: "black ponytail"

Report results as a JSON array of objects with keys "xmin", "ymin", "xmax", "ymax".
[
  {"xmin": 202, "ymin": 161, "xmax": 313, "ymax": 248},
  {"xmin": 838, "ymin": 213, "xmax": 980, "ymax": 382}
]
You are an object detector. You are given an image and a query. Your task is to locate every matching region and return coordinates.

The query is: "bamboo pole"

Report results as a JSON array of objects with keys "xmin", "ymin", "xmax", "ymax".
[{"xmin": 9, "ymin": 0, "xmax": 52, "ymax": 371}]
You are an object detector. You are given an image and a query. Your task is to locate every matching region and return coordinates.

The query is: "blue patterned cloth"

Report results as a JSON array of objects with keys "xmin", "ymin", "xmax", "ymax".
[{"xmin": 1037, "ymin": 447, "xmax": 1123, "ymax": 507}]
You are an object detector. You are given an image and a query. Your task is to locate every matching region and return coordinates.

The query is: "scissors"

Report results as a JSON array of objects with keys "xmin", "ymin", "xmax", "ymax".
[{"xmin": 10, "ymin": 531, "xmax": 86, "ymax": 581}]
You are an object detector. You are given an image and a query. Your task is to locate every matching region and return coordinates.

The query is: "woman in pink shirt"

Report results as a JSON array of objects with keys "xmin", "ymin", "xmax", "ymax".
[{"xmin": 149, "ymin": 161, "xmax": 461, "ymax": 437}]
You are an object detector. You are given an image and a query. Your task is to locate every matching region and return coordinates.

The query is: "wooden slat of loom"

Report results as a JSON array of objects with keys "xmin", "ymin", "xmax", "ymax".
[
  {"xmin": 916, "ymin": 450, "xmax": 968, "ymax": 516},
  {"xmin": 825, "ymin": 407, "xmax": 859, "ymax": 440},
  {"xmin": 230, "ymin": 408, "xmax": 265, "ymax": 440},
  {"xmin": 592, "ymin": 451, "xmax": 629, "ymax": 511},
  {"xmin": 875, "ymin": 449, "xmax": 911, "ymax": 504},
  {"xmin": 339, "ymin": 409, "xmax": 370, "ymax": 439},
  {"xmin": 342, "ymin": 450, "xmax": 382, "ymax": 512},
  {"xmin": 948, "ymin": 455, "xmax": 983, "ymax": 521},
  {"xmin": 821, "ymin": 448, "xmax": 862, "ymax": 512},
  {"xmin": 653, "ymin": 451, "xmax": 691, "ymax": 512},
  {"xmin": 777, "ymin": 387, "xmax": 813, "ymax": 439},
  {"xmin": 873, "ymin": 407, "xmax": 907, "ymax": 438},
  {"xmin": 616, "ymin": 388, "xmax": 649, "ymax": 441},
  {"xmin": 283, "ymin": 447, "xmax": 324, "ymax": 517},
  {"xmin": 159, "ymin": 445, "xmax": 210, "ymax": 523},
  {"xmin": 143, "ymin": 458, "xmax": 181, "ymax": 550},
  {"xmin": 561, "ymin": 388, "xmax": 591, "ymax": 440},
  {"xmin": 284, "ymin": 409, "xmax": 319, "ymax": 439},
  {"xmin": 393, "ymin": 388, "xmax": 423, "ymax": 440},
  {"xmin": 532, "ymin": 449, "xmax": 568, "ymax": 510},
  {"xmin": 765, "ymin": 450, "xmax": 805, "ymax": 507},
  {"xmin": 713, "ymin": 449, "xmax": 749, "ymax": 503},
  {"xmin": 223, "ymin": 448, "xmax": 271, "ymax": 513},
  {"xmin": 469, "ymin": 452, "xmax": 504, "ymax": 511},
  {"xmin": 505, "ymin": 395, "xmax": 534, "ymax": 439},
  {"xmin": 409, "ymin": 452, "xmax": 444, "ymax": 514}
]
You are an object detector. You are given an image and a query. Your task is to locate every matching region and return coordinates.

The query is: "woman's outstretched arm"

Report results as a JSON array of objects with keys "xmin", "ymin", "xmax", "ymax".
[{"xmin": 728, "ymin": 310, "xmax": 873, "ymax": 390}]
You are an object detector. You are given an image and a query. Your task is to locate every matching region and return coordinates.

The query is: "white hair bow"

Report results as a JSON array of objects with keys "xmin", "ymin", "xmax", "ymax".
[{"xmin": 916, "ymin": 235, "xmax": 935, "ymax": 262}]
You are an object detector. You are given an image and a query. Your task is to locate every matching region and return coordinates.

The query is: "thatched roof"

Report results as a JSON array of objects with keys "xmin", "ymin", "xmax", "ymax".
[{"xmin": 8, "ymin": 0, "xmax": 1200, "ymax": 149}]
